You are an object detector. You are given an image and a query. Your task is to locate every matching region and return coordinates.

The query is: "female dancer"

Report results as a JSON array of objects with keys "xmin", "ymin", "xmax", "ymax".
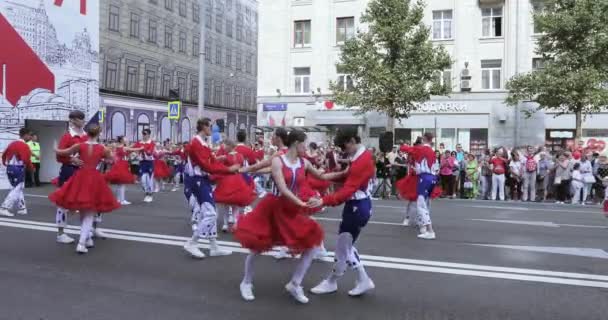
[
  {"xmin": 49, "ymin": 125, "xmax": 120, "ymax": 254},
  {"xmin": 235, "ymin": 130, "xmax": 344, "ymax": 304},
  {"xmin": 105, "ymin": 136, "xmax": 142, "ymax": 205},
  {"xmin": 213, "ymin": 139, "xmax": 256, "ymax": 232},
  {"xmin": 133, "ymin": 129, "xmax": 155, "ymax": 203},
  {"xmin": 171, "ymin": 142, "xmax": 188, "ymax": 192},
  {"xmin": 153, "ymin": 145, "xmax": 172, "ymax": 192}
]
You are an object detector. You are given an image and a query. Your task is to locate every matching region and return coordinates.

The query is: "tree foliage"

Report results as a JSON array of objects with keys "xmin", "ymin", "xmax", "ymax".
[
  {"xmin": 330, "ymin": 0, "xmax": 452, "ymax": 121},
  {"xmin": 506, "ymin": 0, "xmax": 608, "ymax": 139}
]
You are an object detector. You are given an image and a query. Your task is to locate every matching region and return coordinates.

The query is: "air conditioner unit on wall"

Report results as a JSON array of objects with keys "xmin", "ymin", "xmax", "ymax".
[
  {"xmin": 293, "ymin": 117, "xmax": 305, "ymax": 126},
  {"xmin": 461, "ymin": 68, "xmax": 471, "ymax": 77},
  {"xmin": 460, "ymin": 80, "xmax": 471, "ymax": 91}
]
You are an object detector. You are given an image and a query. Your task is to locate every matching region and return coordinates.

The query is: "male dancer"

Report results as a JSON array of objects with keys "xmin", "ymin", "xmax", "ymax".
[
  {"xmin": 183, "ymin": 118, "xmax": 239, "ymax": 258},
  {"xmin": 0, "ymin": 128, "xmax": 34, "ymax": 216},
  {"xmin": 55, "ymin": 111, "xmax": 89, "ymax": 243},
  {"xmin": 308, "ymin": 129, "xmax": 376, "ymax": 296},
  {"xmin": 133, "ymin": 129, "xmax": 155, "ymax": 202},
  {"xmin": 411, "ymin": 132, "xmax": 439, "ymax": 240}
]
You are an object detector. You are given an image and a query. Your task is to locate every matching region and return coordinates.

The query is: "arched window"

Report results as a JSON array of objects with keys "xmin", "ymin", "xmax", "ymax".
[
  {"xmin": 110, "ymin": 111, "xmax": 126, "ymax": 139},
  {"xmin": 239, "ymin": 123, "xmax": 246, "ymax": 131},
  {"xmin": 181, "ymin": 117, "xmax": 191, "ymax": 143},
  {"xmin": 160, "ymin": 116, "xmax": 171, "ymax": 142},
  {"xmin": 136, "ymin": 113, "xmax": 150, "ymax": 141},
  {"xmin": 228, "ymin": 122, "xmax": 236, "ymax": 140}
]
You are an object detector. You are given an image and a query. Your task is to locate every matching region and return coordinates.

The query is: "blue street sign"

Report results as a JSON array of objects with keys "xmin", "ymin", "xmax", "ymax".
[
  {"xmin": 263, "ymin": 103, "xmax": 287, "ymax": 111},
  {"xmin": 168, "ymin": 101, "xmax": 181, "ymax": 119}
]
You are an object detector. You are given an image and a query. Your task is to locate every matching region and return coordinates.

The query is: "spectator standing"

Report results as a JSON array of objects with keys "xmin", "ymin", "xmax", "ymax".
[
  {"xmin": 26, "ymin": 134, "xmax": 41, "ymax": 187},
  {"xmin": 455, "ymin": 144, "xmax": 466, "ymax": 198},
  {"xmin": 579, "ymin": 154, "xmax": 595, "ymax": 205},
  {"xmin": 521, "ymin": 146, "xmax": 538, "ymax": 202},
  {"xmin": 537, "ymin": 152, "xmax": 552, "ymax": 201},
  {"xmin": 554, "ymin": 154, "xmax": 572, "ymax": 204},
  {"xmin": 490, "ymin": 150, "xmax": 508, "ymax": 200},
  {"xmin": 440, "ymin": 151, "xmax": 456, "ymax": 198},
  {"xmin": 480, "ymin": 150, "xmax": 493, "ymax": 200},
  {"xmin": 509, "ymin": 152, "xmax": 523, "ymax": 201},
  {"xmin": 464, "ymin": 153, "xmax": 479, "ymax": 199}
]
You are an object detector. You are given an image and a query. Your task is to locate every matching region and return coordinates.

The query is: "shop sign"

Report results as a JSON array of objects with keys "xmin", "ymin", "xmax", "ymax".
[
  {"xmin": 263, "ymin": 103, "xmax": 287, "ymax": 111},
  {"xmin": 417, "ymin": 102, "xmax": 467, "ymax": 113}
]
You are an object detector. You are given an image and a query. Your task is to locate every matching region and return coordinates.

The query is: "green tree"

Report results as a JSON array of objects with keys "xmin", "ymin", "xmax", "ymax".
[
  {"xmin": 330, "ymin": 0, "xmax": 452, "ymax": 132},
  {"xmin": 506, "ymin": 0, "xmax": 608, "ymax": 140}
]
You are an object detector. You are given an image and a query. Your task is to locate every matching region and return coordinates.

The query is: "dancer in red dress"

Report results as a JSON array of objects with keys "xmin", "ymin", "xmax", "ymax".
[
  {"xmin": 213, "ymin": 139, "xmax": 256, "ymax": 232},
  {"xmin": 133, "ymin": 130, "xmax": 156, "ymax": 202},
  {"xmin": 235, "ymin": 130, "xmax": 344, "ymax": 304},
  {"xmin": 49, "ymin": 125, "xmax": 120, "ymax": 254},
  {"xmin": 105, "ymin": 136, "xmax": 143, "ymax": 205},
  {"xmin": 0, "ymin": 128, "xmax": 34, "ymax": 217}
]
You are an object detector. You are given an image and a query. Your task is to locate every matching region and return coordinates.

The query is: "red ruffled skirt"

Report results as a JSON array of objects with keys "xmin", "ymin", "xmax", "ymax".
[
  {"xmin": 105, "ymin": 160, "xmax": 135, "ymax": 184},
  {"xmin": 395, "ymin": 174, "xmax": 443, "ymax": 201},
  {"xmin": 213, "ymin": 173, "xmax": 256, "ymax": 207},
  {"xmin": 603, "ymin": 200, "xmax": 608, "ymax": 215},
  {"xmin": 48, "ymin": 168, "xmax": 120, "ymax": 213},
  {"xmin": 234, "ymin": 194, "xmax": 324, "ymax": 254},
  {"xmin": 306, "ymin": 175, "xmax": 331, "ymax": 195},
  {"xmin": 154, "ymin": 160, "xmax": 172, "ymax": 179}
]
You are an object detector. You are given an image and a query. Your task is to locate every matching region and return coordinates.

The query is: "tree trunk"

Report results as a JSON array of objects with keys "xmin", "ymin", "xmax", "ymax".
[
  {"xmin": 575, "ymin": 109, "xmax": 583, "ymax": 141},
  {"xmin": 386, "ymin": 115, "xmax": 395, "ymax": 143}
]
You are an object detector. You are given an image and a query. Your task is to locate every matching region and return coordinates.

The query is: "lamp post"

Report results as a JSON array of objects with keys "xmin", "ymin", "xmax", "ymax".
[{"xmin": 197, "ymin": 0, "xmax": 206, "ymax": 118}]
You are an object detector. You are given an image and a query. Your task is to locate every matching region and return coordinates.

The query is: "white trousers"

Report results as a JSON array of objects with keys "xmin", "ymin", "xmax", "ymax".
[
  {"xmin": 522, "ymin": 172, "xmax": 537, "ymax": 201},
  {"xmin": 491, "ymin": 174, "xmax": 506, "ymax": 201},
  {"xmin": 1, "ymin": 182, "xmax": 25, "ymax": 212}
]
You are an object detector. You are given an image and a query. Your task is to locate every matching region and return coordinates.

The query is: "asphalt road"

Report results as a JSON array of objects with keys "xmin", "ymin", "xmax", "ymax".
[{"xmin": 1, "ymin": 185, "xmax": 607, "ymax": 320}]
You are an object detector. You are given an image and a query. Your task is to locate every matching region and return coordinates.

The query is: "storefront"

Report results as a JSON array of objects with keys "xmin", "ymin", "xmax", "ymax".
[{"xmin": 544, "ymin": 111, "xmax": 608, "ymax": 154}]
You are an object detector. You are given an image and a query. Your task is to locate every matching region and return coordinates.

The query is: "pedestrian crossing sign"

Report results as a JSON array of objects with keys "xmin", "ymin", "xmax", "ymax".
[
  {"xmin": 98, "ymin": 109, "xmax": 105, "ymax": 123},
  {"xmin": 168, "ymin": 101, "xmax": 181, "ymax": 120}
]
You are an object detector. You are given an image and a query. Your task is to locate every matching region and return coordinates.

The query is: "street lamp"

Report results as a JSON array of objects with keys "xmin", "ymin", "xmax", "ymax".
[{"xmin": 197, "ymin": 0, "xmax": 206, "ymax": 118}]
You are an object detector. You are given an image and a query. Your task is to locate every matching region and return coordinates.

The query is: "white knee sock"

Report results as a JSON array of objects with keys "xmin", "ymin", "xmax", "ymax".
[
  {"xmin": 79, "ymin": 214, "xmax": 95, "ymax": 245},
  {"xmin": 243, "ymin": 253, "xmax": 256, "ymax": 284},
  {"xmin": 291, "ymin": 249, "xmax": 315, "ymax": 286}
]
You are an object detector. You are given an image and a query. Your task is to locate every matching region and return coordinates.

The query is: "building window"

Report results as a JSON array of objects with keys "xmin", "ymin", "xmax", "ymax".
[
  {"xmin": 205, "ymin": 0, "xmax": 212, "ymax": 28},
  {"xmin": 205, "ymin": 39, "xmax": 211, "ymax": 61},
  {"xmin": 337, "ymin": 70, "xmax": 354, "ymax": 91},
  {"xmin": 236, "ymin": 21, "xmax": 243, "ymax": 41},
  {"xmin": 160, "ymin": 116, "xmax": 171, "ymax": 142},
  {"xmin": 226, "ymin": 0, "xmax": 232, "ymax": 11},
  {"xmin": 192, "ymin": 35, "xmax": 199, "ymax": 56},
  {"xmin": 191, "ymin": 79, "xmax": 198, "ymax": 102},
  {"xmin": 179, "ymin": 31, "xmax": 187, "ymax": 53},
  {"xmin": 336, "ymin": 17, "xmax": 354, "ymax": 44},
  {"xmin": 109, "ymin": 5, "xmax": 120, "ymax": 32},
  {"xmin": 110, "ymin": 112, "xmax": 126, "ymax": 139},
  {"xmin": 482, "ymin": 7, "xmax": 502, "ymax": 37},
  {"xmin": 214, "ymin": 82, "xmax": 223, "ymax": 106},
  {"xmin": 165, "ymin": 0, "xmax": 173, "ymax": 11},
  {"xmin": 245, "ymin": 29, "xmax": 252, "ymax": 45},
  {"xmin": 204, "ymin": 80, "xmax": 210, "ymax": 104},
  {"xmin": 136, "ymin": 114, "xmax": 151, "ymax": 141},
  {"xmin": 226, "ymin": 19, "xmax": 233, "ymax": 38},
  {"xmin": 224, "ymin": 84, "xmax": 232, "ymax": 108},
  {"xmin": 294, "ymin": 20, "xmax": 311, "ymax": 48},
  {"xmin": 294, "ymin": 67, "xmax": 311, "ymax": 94},
  {"xmin": 531, "ymin": 1, "xmax": 545, "ymax": 34},
  {"xmin": 149, "ymin": 0, "xmax": 158, "ymax": 4},
  {"xmin": 162, "ymin": 73, "xmax": 172, "ymax": 97},
  {"xmin": 126, "ymin": 66, "xmax": 139, "ymax": 92},
  {"xmin": 432, "ymin": 10, "xmax": 452, "ymax": 40},
  {"xmin": 178, "ymin": 76, "xmax": 186, "ymax": 100},
  {"xmin": 165, "ymin": 26, "xmax": 173, "ymax": 49},
  {"xmin": 130, "ymin": 13, "xmax": 140, "ymax": 38},
  {"xmin": 145, "ymin": 70, "xmax": 156, "ymax": 96},
  {"xmin": 181, "ymin": 118, "xmax": 191, "ymax": 142},
  {"xmin": 215, "ymin": 45, "xmax": 222, "ymax": 65},
  {"xmin": 437, "ymin": 69, "xmax": 452, "ymax": 90},
  {"xmin": 225, "ymin": 48, "xmax": 232, "ymax": 68},
  {"xmin": 481, "ymin": 59, "xmax": 502, "ymax": 89},
  {"xmin": 532, "ymin": 58, "xmax": 546, "ymax": 70},
  {"xmin": 148, "ymin": 20, "xmax": 158, "ymax": 43},
  {"xmin": 245, "ymin": 54, "xmax": 252, "ymax": 74},
  {"xmin": 105, "ymin": 61, "xmax": 118, "ymax": 89},
  {"xmin": 193, "ymin": 2, "xmax": 200, "ymax": 23},
  {"xmin": 216, "ymin": 13, "xmax": 223, "ymax": 33},
  {"xmin": 236, "ymin": 51, "xmax": 242, "ymax": 71},
  {"xmin": 234, "ymin": 86, "xmax": 242, "ymax": 110},
  {"xmin": 179, "ymin": 0, "xmax": 187, "ymax": 17}
]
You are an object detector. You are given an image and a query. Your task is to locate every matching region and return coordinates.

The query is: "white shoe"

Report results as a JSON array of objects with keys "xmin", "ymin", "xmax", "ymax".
[
  {"xmin": 76, "ymin": 244, "xmax": 88, "ymax": 254},
  {"xmin": 85, "ymin": 238, "xmax": 95, "ymax": 248},
  {"xmin": 417, "ymin": 232, "xmax": 436, "ymax": 240},
  {"xmin": 183, "ymin": 242, "xmax": 206, "ymax": 259},
  {"xmin": 16, "ymin": 208, "xmax": 28, "ymax": 215},
  {"xmin": 285, "ymin": 282, "xmax": 309, "ymax": 304},
  {"xmin": 240, "ymin": 282, "xmax": 255, "ymax": 301},
  {"xmin": 0, "ymin": 208, "xmax": 14, "ymax": 217},
  {"xmin": 314, "ymin": 248, "xmax": 330, "ymax": 261},
  {"xmin": 402, "ymin": 218, "xmax": 410, "ymax": 227},
  {"xmin": 57, "ymin": 233, "xmax": 75, "ymax": 244},
  {"xmin": 120, "ymin": 200, "xmax": 131, "ymax": 205},
  {"xmin": 93, "ymin": 229, "xmax": 108, "ymax": 239},
  {"xmin": 310, "ymin": 279, "xmax": 338, "ymax": 295},
  {"xmin": 348, "ymin": 278, "xmax": 375, "ymax": 296},
  {"xmin": 221, "ymin": 224, "xmax": 229, "ymax": 232},
  {"xmin": 171, "ymin": 187, "xmax": 178, "ymax": 192},
  {"xmin": 209, "ymin": 247, "xmax": 232, "ymax": 257},
  {"xmin": 273, "ymin": 249, "xmax": 291, "ymax": 260}
]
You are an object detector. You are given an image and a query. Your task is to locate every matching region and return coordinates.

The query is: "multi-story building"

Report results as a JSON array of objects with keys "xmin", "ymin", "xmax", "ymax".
[
  {"xmin": 257, "ymin": 0, "xmax": 608, "ymax": 153},
  {"xmin": 99, "ymin": 0, "xmax": 258, "ymax": 144}
]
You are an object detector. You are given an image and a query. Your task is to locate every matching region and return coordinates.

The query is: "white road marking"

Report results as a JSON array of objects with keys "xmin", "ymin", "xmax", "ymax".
[
  {"xmin": 469, "ymin": 219, "xmax": 607, "ymax": 229},
  {"xmin": 2, "ymin": 217, "xmax": 608, "ymax": 289},
  {"xmin": 470, "ymin": 205, "xmax": 530, "ymax": 211},
  {"xmin": 472, "ymin": 244, "xmax": 608, "ymax": 259},
  {"xmin": 314, "ymin": 216, "xmax": 403, "ymax": 226}
]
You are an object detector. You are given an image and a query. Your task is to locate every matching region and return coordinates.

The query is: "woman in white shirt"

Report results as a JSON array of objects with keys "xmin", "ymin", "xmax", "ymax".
[
  {"xmin": 579, "ymin": 155, "xmax": 595, "ymax": 205},
  {"xmin": 509, "ymin": 152, "xmax": 523, "ymax": 201},
  {"xmin": 571, "ymin": 163, "xmax": 585, "ymax": 204}
]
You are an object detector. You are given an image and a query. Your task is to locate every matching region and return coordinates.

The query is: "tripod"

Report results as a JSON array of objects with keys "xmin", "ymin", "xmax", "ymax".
[{"xmin": 373, "ymin": 175, "xmax": 392, "ymax": 199}]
